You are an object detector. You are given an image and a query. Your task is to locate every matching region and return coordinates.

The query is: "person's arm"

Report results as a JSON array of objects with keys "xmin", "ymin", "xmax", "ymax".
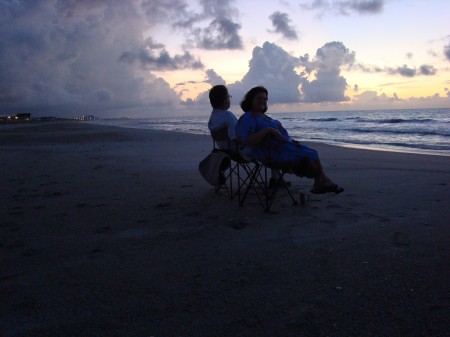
[
  {"xmin": 245, "ymin": 127, "xmax": 282, "ymax": 146},
  {"xmin": 237, "ymin": 113, "xmax": 282, "ymax": 146},
  {"xmin": 226, "ymin": 113, "xmax": 238, "ymax": 140}
]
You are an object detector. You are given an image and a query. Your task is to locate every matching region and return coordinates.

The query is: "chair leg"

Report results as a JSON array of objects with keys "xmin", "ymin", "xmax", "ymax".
[
  {"xmin": 280, "ymin": 173, "xmax": 298, "ymax": 205},
  {"xmin": 238, "ymin": 162, "xmax": 298, "ymax": 212},
  {"xmin": 239, "ymin": 163, "xmax": 271, "ymax": 211},
  {"xmin": 239, "ymin": 162, "xmax": 260, "ymax": 207}
]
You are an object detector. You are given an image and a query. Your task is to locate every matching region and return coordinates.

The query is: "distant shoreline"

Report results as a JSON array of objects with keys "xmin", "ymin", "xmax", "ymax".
[{"xmin": 0, "ymin": 117, "xmax": 73, "ymax": 126}]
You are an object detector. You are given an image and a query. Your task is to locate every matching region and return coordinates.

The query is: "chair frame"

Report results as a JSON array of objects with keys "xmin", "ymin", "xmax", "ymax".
[
  {"xmin": 210, "ymin": 127, "xmax": 254, "ymax": 204},
  {"xmin": 238, "ymin": 133, "xmax": 298, "ymax": 211},
  {"xmin": 240, "ymin": 156, "xmax": 298, "ymax": 212},
  {"xmin": 210, "ymin": 127, "xmax": 298, "ymax": 212}
]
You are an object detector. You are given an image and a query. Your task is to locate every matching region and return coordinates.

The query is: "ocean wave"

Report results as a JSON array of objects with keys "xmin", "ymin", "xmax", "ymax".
[
  {"xmin": 335, "ymin": 139, "xmax": 450, "ymax": 151},
  {"xmin": 307, "ymin": 118, "xmax": 339, "ymax": 122},
  {"xmin": 348, "ymin": 127, "xmax": 448, "ymax": 137},
  {"xmin": 91, "ymin": 108, "xmax": 450, "ymax": 155},
  {"xmin": 351, "ymin": 117, "xmax": 435, "ymax": 124}
]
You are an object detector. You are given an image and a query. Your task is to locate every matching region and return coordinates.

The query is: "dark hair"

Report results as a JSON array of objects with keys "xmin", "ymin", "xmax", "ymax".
[
  {"xmin": 209, "ymin": 85, "xmax": 228, "ymax": 108},
  {"xmin": 240, "ymin": 86, "xmax": 268, "ymax": 113}
]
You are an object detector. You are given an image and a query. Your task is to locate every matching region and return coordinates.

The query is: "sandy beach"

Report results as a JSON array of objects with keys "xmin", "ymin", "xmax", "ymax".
[{"xmin": 1, "ymin": 121, "xmax": 449, "ymax": 337}]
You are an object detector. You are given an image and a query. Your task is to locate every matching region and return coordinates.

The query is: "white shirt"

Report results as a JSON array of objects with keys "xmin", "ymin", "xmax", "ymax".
[{"xmin": 208, "ymin": 108, "xmax": 238, "ymax": 150}]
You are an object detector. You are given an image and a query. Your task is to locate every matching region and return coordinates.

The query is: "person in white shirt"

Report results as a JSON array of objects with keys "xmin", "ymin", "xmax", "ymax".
[
  {"xmin": 208, "ymin": 84, "xmax": 240, "ymax": 153},
  {"xmin": 207, "ymin": 85, "xmax": 286, "ymax": 187}
]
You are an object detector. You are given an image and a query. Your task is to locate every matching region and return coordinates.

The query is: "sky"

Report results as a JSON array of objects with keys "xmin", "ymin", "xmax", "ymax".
[{"xmin": 1, "ymin": 0, "xmax": 449, "ymax": 118}]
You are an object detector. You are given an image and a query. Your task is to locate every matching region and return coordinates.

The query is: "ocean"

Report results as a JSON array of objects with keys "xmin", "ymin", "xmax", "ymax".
[{"xmin": 91, "ymin": 108, "xmax": 450, "ymax": 156}]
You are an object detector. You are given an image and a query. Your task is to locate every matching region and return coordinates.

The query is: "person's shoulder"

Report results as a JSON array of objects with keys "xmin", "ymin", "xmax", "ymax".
[
  {"xmin": 239, "ymin": 111, "xmax": 254, "ymax": 120},
  {"xmin": 225, "ymin": 110, "xmax": 238, "ymax": 118},
  {"xmin": 212, "ymin": 108, "xmax": 233, "ymax": 116}
]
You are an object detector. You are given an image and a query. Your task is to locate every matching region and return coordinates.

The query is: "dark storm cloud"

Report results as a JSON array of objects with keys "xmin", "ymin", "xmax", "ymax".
[
  {"xmin": 0, "ymin": 0, "xmax": 188, "ymax": 117},
  {"xmin": 174, "ymin": 0, "xmax": 243, "ymax": 50},
  {"xmin": 269, "ymin": 11, "xmax": 298, "ymax": 40},
  {"xmin": 192, "ymin": 18, "xmax": 243, "ymax": 50},
  {"xmin": 119, "ymin": 38, "xmax": 204, "ymax": 70},
  {"xmin": 140, "ymin": 0, "xmax": 188, "ymax": 22},
  {"xmin": 300, "ymin": 0, "xmax": 384, "ymax": 16}
]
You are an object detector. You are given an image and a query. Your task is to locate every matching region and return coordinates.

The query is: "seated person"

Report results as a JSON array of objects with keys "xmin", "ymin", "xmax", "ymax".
[
  {"xmin": 208, "ymin": 85, "xmax": 285, "ymax": 187},
  {"xmin": 236, "ymin": 86, "xmax": 344, "ymax": 194},
  {"xmin": 208, "ymin": 85, "xmax": 241, "ymax": 154}
]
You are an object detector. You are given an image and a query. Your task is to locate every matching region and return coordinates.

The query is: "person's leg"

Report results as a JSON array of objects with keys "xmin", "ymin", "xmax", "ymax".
[{"xmin": 312, "ymin": 171, "xmax": 344, "ymax": 194}]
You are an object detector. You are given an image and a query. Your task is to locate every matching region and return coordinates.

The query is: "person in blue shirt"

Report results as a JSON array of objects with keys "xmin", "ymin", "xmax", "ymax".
[
  {"xmin": 208, "ymin": 85, "xmax": 286, "ymax": 187},
  {"xmin": 236, "ymin": 86, "xmax": 344, "ymax": 194}
]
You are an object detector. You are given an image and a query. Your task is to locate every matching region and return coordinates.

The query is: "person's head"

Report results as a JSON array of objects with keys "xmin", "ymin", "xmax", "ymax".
[
  {"xmin": 240, "ymin": 86, "xmax": 268, "ymax": 113},
  {"xmin": 209, "ymin": 85, "xmax": 231, "ymax": 109}
]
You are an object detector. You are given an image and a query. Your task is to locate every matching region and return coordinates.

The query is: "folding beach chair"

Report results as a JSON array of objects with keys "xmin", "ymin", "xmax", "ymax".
[
  {"xmin": 238, "ymin": 136, "xmax": 298, "ymax": 212},
  {"xmin": 211, "ymin": 127, "xmax": 256, "ymax": 205},
  {"xmin": 210, "ymin": 127, "xmax": 297, "ymax": 212}
]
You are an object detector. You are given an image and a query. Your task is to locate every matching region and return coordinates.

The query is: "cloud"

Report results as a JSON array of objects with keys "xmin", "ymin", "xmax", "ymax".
[
  {"xmin": 419, "ymin": 65, "xmax": 437, "ymax": 76},
  {"xmin": 0, "ymin": 1, "xmax": 183, "ymax": 117},
  {"xmin": 358, "ymin": 63, "xmax": 438, "ymax": 77},
  {"xmin": 204, "ymin": 69, "xmax": 226, "ymax": 85},
  {"xmin": 389, "ymin": 65, "xmax": 416, "ymax": 77},
  {"xmin": 352, "ymin": 89, "xmax": 450, "ymax": 109},
  {"xmin": 445, "ymin": 42, "xmax": 450, "ymax": 61},
  {"xmin": 175, "ymin": 0, "xmax": 243, "ymax": 50},
  {"xmin": 141, "ymin": 0, "xmax": 189, "ymax": 22},
  {"xmin": 300, "ymin": 0, "xmax": 384, "ymax": 16},
  {"xmin": 190, "ymin": 68, "xmax": 227, "ymax": 105},
  {"xmin": 228, "ymin": 42, "xmax": 302, "ymax": 105},
  {"xmin": 300, "ymin": 41, "xmax": 355, "ymax": 102},
  {"xmin": 119, "ymin": 38, "xmax": 204, "ymax": 71},
  {"xmin": 191, "ymin": 18, "xmax": 243, "ymax": 49},
  {"xmin": 200, "ymin": 41, "xmax": 357, "ymax": 106},
  {"xmin": 354, "ymin": 90, "xmax": 400, "ymax": 103},
  {"xmin": 268, "ymin": 11, "xmax": 298, "ymax": 40}
]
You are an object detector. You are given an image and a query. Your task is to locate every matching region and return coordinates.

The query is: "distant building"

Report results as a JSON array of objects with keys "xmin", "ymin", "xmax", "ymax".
[
  {"xmin": 17, "ymin": 113, "xmax": 31, "ymax": 120},
  {"xmin": 0, "ymin": 113, "xmax": 32, "ymax": 124},
  {"xmin": 74, "ymin": 115, "xmax": 99, "ymax": 121}
]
